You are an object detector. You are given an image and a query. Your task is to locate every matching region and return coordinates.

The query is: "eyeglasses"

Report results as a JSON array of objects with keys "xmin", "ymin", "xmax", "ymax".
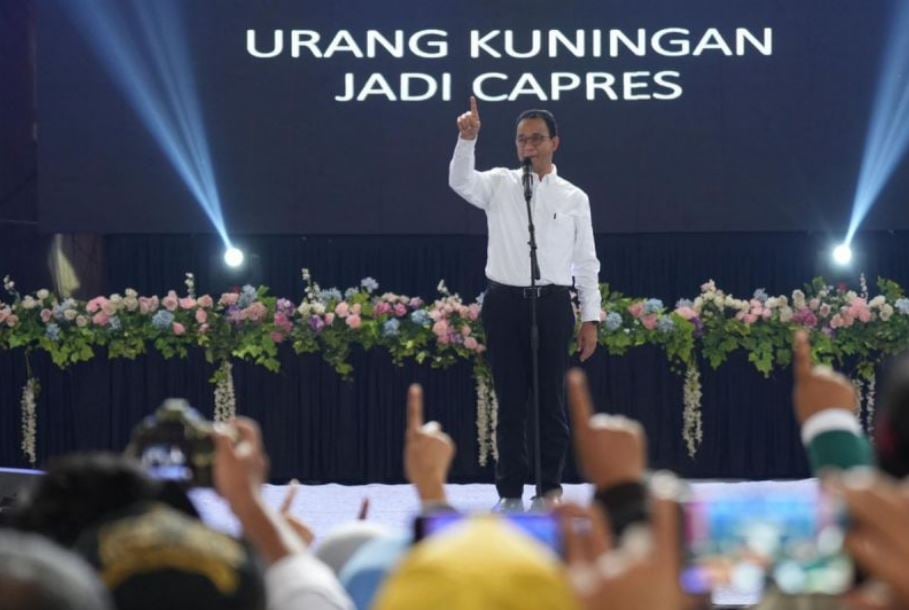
[{"xmin": 515, "ymin": 134, "xmax": 550, "ymax": 147}]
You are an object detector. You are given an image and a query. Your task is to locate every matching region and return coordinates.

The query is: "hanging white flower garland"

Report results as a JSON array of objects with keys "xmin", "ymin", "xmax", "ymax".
[
  {"xmin": 475, "ymin": 370, "xmax": 499, "ymax": 466},
  {"xmin": 213, "ymin": 360, "xmax": 237, "ymax": 422},
  {"xmin": 20, "ymin": 377, "xmax": 39, "ymax": 466},
  {"xmin": 682, "ymin": 363, "xmax": 703, "ymax": 458}
]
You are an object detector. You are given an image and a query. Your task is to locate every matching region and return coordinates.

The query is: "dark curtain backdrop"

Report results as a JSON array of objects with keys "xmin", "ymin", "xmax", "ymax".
[{"xmin": 3, "ymin": 230, "xmax": 908, "ymax": 482}]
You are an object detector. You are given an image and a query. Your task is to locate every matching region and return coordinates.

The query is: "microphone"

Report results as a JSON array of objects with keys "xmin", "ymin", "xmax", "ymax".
[{"xmin": 522, "ymin": 157, "xmax": 533, "ymax": 201}]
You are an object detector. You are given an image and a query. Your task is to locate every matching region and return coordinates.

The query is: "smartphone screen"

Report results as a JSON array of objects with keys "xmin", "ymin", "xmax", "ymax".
[
  {"xmin": 140, "ymin": 444, "xmax": 193, "ymax": 483},
  {"xmin": 682, "ymin": 483, "xmax": 852, "ymax": 597},
  {"xmin": 414, "ymin": 512, "xmax": 563, "ymax": 556}
]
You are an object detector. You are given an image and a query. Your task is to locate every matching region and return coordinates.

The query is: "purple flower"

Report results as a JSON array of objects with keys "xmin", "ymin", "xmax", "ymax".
[
  {"xmin": 309, "ymin": 315, "xmax": 325, "ymax": 334},
  {"xmin": 692, "ymin": 317, "xmax": 704, "ymax": 338}
]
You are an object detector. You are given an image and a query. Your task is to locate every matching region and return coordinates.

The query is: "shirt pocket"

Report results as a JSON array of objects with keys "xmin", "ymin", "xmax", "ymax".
[{"xmin": 542, "ymin": 205, "xmax": 575, "ymax": 248}]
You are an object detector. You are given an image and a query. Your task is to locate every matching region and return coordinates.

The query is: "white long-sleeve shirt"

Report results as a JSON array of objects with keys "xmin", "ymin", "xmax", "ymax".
[{"xmin": 449, "ymin": 137, "xmax": 602, "ymax": 322}]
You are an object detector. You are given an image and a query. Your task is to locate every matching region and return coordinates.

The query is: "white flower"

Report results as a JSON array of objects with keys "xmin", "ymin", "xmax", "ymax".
[
  {"xmin": 881, "ymin": 304, "xmax": 894, "ymax": 321},
  {"xmin": 869, "ymin": 295, "xmax": 886, "ymax": 308},
  {"xmin": 792, "ymin": 290, "xmax": 806, "ymax": 309},
  {"xmin": 64, "ymin": 309, "xmax": 77, "ymax": 321},
  {"xmin": 124, "ymin": 297, "xmax": 138, "ymax": 312},
  {"xmin": 312, "ymin": 303, "xmax": 326, "ymax": 315},
  {"xmin": 126, "ymin": 288, "xmax": 138, "ymax": 298},
  {"xmin": 297, "ymin": 302, "xmax": 312, "ymax": 316},
  {"xmin": 778, "ymin": 295, "xmax": 789, "ymax": 307},
  {"xmin": 845, "ymin": 291, "xmax": 858, "ymax": 303},
  {"xmin": 110, "ymin": 294, "xmax": 122, "ymax": 304},
  {"xmin": 36, "ymin": 289, "xmax": 50, "ymax": 300},
  {"xmin": 779, "ymin": 306, "xmax": 794, "ymax": 323},
  {"xmin": 765, "ymin": 297, "xmax": 779, "ymax": 309},
  {"xmin": 693, "ymin": 297, "xmax": 704, "ymax": 312},
  {"xmin": 21, "ymin": 296, "xmax": 37, "ymax": 310},
  {"xmin": 724, "ymin": 295, "xmax": 737, "ymax": 308}
]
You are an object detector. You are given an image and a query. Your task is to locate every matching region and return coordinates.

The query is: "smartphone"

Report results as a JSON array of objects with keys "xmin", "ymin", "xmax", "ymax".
[
  {"xmin": 414, "ymin": 512, "xmax": 563, "ymax": 556},
  {"xmin": 682, "ymin": 483, "xmax": 852, "ymax": 597}
]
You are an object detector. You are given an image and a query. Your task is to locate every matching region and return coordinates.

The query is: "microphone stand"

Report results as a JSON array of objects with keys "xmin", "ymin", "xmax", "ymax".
[{"xmin": 522, "ymin": 158, "xmax": 543, "ymax": 503}]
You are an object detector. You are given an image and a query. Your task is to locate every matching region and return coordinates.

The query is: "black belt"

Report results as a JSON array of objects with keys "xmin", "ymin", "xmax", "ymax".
[{"xmin": 486, "ymin": 279, "xmax": 571, "ymax": 299}]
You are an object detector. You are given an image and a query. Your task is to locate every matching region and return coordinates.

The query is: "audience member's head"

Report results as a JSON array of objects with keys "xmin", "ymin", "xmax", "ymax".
[
  {"xmin": 874, "ymin": 353, "xmax": 909, "ymax": 477},
  {"xmin": 340, "ymin": 533, "xmax": 411, "ymax": 610},
  {"xmin": 314, "ymin": 520, "xmax": 391, "ymax": 576},
  {"xmin": 0, "ymin": 529, "xmax": 113, "ymax": 610},
  {"xmin": 374, "ymin": 516, "xmax": 579, "ymax": 610},
  {"xmin": 73, "ymin": 501, "xmax": 266, "ymax": 610},
  {"xmin": 14, "ymin": 453, "xmax": 160, "ymax": 547}
]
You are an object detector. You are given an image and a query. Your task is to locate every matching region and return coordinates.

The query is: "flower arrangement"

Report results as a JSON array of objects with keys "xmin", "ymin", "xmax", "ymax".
[{"xmin": 3, "ymin": 271, "xmax": 908, "ymax": 465}]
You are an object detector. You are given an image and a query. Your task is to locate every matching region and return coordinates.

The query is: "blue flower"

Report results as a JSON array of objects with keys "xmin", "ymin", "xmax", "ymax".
[
  {"xmin": 644, "ymin": 299, "xmax": 664, "ymax": 315},
  {"xmin": 605, "ymin": 312, "xmax": 623, "ymax": 331},
  {"xmin": 361, "ymin": 277, "xmax": 379, "ymax": 293},
  {"xmin": 108, "ymin": 316, "xmax": 122, "ymax": 332},
  {"xmin": 344, "ymin": 287, "xmax": 359, "ymax": 300},
  {"xmin": 320, "ymin": 288, "xmax": 343, "ymax": 302},
  {"xmin": 410, "ymin": 310, "xmax": 431, "ymax": 327},
  {"xmin": 45, "ymin": 323, "xmax": 62, "ymax": 341},
  {"xmin": 896, "ymin": 298, "xmax": 909, "ymax": 315},
  {"xmin": 382, "ymin": 318, "xmax": 401, "ymax": 337},
  {"xmin": 675, "ymin": 298, "xmax": 693, "ymax": 309},
  {"xmin": 152, "ymin": 310, "xmax": 174, "ymax": 330},
  {"xmin": 753, "ymin": 288, "xmax": 768, "ymax": 303},
  {"xmin": 658, "ymin": 316, "xmax": 675, "ymax": 334},
  {"xmin": 238, "ymin": 285, "xmax": 257, "ymax": 308}
]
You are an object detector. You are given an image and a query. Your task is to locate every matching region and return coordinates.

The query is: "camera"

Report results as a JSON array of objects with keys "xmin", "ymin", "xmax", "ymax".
[{"xmin": 125, "ymin": 398, "xmax": 216, "ymax": 488}]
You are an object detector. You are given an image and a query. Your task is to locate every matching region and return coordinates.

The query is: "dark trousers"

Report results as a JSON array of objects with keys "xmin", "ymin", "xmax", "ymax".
[{"xmin": 481, "ymin": 282, "xmax": 575, "ymax": 499}]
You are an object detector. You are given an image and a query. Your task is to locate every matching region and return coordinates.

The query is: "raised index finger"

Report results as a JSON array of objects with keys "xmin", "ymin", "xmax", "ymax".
[
  {"xmin": 793, "ymin": 330, "xmax": 812, "ymax": 381},
  {"xmin": 407, "ymin": 383, "xmax": 424, "ymax": 433},
  {"xmin": 470, "ymin": 96, "xmax": 479, "ymax": 119},
  {"xmin": 567, "ymin": 368, "xmax": 595, "ymax": 436}
]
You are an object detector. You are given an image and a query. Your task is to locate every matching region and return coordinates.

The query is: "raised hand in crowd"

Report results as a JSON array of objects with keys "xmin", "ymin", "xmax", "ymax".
[
  {"xmin": 567, "ymin": 368, "xmax": 647, "ymax": 489},
  {"xmin": 793, "ymin": 330, "xmax": 858, "ymax": 424},
  {"xmin": 559, "ymin": 476, "xmax": 684, "ymax": 610},
  {"xmin": 456, "ymin": 96, "xmax": 481, "ymax": 140},
  {"xmin": 404, "ymin": 383, "xmax": 456, "ymax": 507},
  {"xmin": 280, "ymin": 479, "xmax": 316, "ymax": 546},
  {"xmin": 213, "ymin": 417, "xmax": 309, "ymax": 562}
]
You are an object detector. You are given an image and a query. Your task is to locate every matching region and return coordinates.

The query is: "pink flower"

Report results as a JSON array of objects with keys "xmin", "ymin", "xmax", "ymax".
[
  {"xmin": 819, "ymin": 304, "xmax": 831, "ymax": 318},
  {"xmin": 375, "ymin": 302, "xmax": 392, "ymax": 316},
  {"xmin": 195, "ymin": 309, "xmax": 208, "ymax": 324},
  {"xmin": 675, "ymin": 306, "xmax": 697, "ymax": 321},
  {"xmin": 86, "ymin": 297, "xmax": 107, "ymax": 314},
  {"xmin": 6, "ymin": 314, "xmax": 19, "ymax": 327},
  {"xmin": 410, "ymin": 297, "xmax": 424, "ymax": 309},
  {"xmin": 464, "ymin": 337, "xmax": 479, "ymax": 351},
  {"xmin": 335, "ymin": 302, "xmax": 350, "ymax": 318},
  {"xmin": 808, "ymin": 298, "xmax": 820, "ymax": 311},
  {"xmin": 743, "ymin": 313, "xmax": 758, "ymax": 325},
  {"xmin": 92, "ymin": 312, "xmax": 110, "ymax": 327},
  {"xmin": 246, "ymin": 302, "xmax": 268, "ymax": 323},
  {"xmin": 324, "ymin": 312, "xmax": 335, "ymax": 325},
  {"xmin": 197, "ymin": 295, "xmax": 214, "ymax": 309},
  {"xmin": 0, "ymin": 308, "xmax": 8, "ymax": 324},
  {"xmin": 461, "ymin": 324, "xmax": 472, "ymax": 337},
  {"xmin": 642, "ymin": 314, "xmax": 659, "ymax": 330},
  {"xmin": 271, "ymin": 332, "xmax": 286, "ymax": 343},
  {"xmin": 830, "ymin": 314, "xmax": 843, "ymax": 329},
  {"xmin": 220, "ymin": 292, "xmax": 239, "ymax": 307},
  {"xmin": 102, "ymin": 302, "xmax": 117, "ymax": 317},
  {"xmin": 394, "ymin": 303, "xmax": 408, "ymax": 317},
  {"xmin": 173, "ymin": 322, "xmax": 186, "ymax": 336},
  {"xmin": 432, "ymin": 319, "xmax": 450, "ymax": 337},
  {"xmin": 40, "ymin": 309, "xmax": 53, "ymax": 323},
  {"xmin": 198, "ymin": 323, "xmax": 209, "ymax": 334},
  {"xmin": 628, "ymin": 302, "xmax": 645, "ymax": 319},
  {"xmin": 162, "ymin": 291, "xmax": 179, "ymax": 312},
  {"xmin": 179, "ymin": 297, "xmax": 197, "ymax": 310},
  {"xmin": 467, "ymin": 304, "xmax": 481, "ymax": 321},
  {"xmin": 761, "ymin": 308, "xmax": 772, "ymax": 320},
  {"xmin": 346, "ymin": 314, "xmax": 362, "ymax": 329},
  {"xmin": 848, "ymin": 299, "xmax": 872, "ymax": 323}
]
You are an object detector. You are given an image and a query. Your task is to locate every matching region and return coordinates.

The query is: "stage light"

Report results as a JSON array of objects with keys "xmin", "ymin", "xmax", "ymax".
[
  {"xmin": 224, "ymin": 246, "xmax": 245, "ymax": 268},
  {"xmin": 846, "ymin": 0, "xmax": 909, "ymax": 243},
  {"xmin": 832, "ymin": 243, "xmax": 853, "ymax": 267}
]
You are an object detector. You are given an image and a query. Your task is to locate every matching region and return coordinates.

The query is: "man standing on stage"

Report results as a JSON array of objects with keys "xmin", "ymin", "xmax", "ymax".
[{"xmin": 449, "ymin": 97, "xmax": 601, "ymax": 511}]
